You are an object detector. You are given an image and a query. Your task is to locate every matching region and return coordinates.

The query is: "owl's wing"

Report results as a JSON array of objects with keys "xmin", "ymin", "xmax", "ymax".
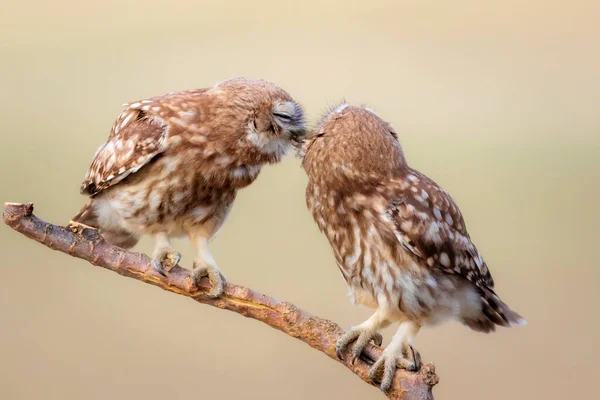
[
  {"xmin": 80, "ymin": 89, "xmax": 209, "ymax": 196},
  {"xmin": 385, "ymin": 170, "xmax": 495, "ymax": 290}
]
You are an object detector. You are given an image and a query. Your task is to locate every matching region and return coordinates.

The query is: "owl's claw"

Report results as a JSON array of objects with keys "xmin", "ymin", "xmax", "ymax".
[
  {"xmin": 369, "ymin": 345, "xmax": 422, "ymax": 392},
  {"xmin": 336, "ymin": 327, "xmax": 383, "ymax": 364},
  {"xmin": 151, "ymin": 249, "xmax": 181, "ymax": 276},
  {"xmin": 152, "ymin": 261, "xmax": 167, "ymax": 277},
  {"xmin": 191, "ymin": 261, "xmax": 226, "ymax": 298}
]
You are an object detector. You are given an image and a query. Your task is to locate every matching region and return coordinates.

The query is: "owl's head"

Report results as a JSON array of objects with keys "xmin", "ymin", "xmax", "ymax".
[
  {"xmin": 212, "ymin": 77, "xmax": 306, "ymax": 161},
  {"xmin": 301, "ymin": 103, "xmax": 407, "ymax": 189}
]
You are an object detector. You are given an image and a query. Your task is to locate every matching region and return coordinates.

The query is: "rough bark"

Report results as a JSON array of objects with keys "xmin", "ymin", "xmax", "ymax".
[{"xmin": 2, "ymin": 202, "xmax": 438, "ymax": 399}]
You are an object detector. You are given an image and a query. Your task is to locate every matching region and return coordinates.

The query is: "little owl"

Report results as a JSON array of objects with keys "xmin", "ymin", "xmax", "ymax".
[
  {"xmin": 72, "ymin": 77, "xmax": 305, "ymax": 297},
  {"xmin": 301, "ymin": 104, "xmax": 524, "ymax": 391}
]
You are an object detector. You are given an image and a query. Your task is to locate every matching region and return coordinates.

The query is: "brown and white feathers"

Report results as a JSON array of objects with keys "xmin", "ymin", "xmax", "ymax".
[
  {"xmin": 81, "ymin": 78, "xmax": 305, "ymax": 197},
  {"xmin": 74, "ymin": 77, "xmax": 306, "ymax": 247},
  {"xmin": 301, "ymin": 103, "xmax": 524, "ymax": 331}
]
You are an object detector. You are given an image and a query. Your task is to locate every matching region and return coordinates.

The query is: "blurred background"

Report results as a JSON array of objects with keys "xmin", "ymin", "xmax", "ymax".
[{"xmin": 1, "ymin": 1, "xmax": 598, "ymax": 399}]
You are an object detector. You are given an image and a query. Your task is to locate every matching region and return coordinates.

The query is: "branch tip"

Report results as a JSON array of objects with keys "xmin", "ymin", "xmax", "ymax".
[{"xmin": 3, "ymin": 202, "xmax": 34, "ymax": 223}]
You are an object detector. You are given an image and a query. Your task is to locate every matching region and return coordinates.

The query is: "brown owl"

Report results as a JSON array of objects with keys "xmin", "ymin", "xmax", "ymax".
[
  {"xmin": 72, "ymin": 77, "xmax": 305, "ymax": 297},
  {"xmin": 301, "ymin": 104, "xmax": 525, "ymax": 391}
]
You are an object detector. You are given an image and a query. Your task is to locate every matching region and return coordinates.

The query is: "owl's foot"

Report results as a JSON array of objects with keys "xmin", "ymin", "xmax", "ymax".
[
  {"xmin": 151, "ymin": 248, "xmax": 181, "ymax": 277},
  {"xmin": 369, "ymin": 345, "xmax": 422, "ymax": 392},
  {"xmin": 336, "ymin": 327, "xmax": 383, "ymax": 364},
  {"xmin": 191, "ymin": 261, "xmax": 226, "ymax": 298}
]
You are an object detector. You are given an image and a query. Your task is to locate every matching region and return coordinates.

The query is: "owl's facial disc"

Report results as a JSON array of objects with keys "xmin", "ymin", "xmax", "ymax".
[{"xmin": 272, "ymin": 101, "xmax": 306, "ymax": 141}]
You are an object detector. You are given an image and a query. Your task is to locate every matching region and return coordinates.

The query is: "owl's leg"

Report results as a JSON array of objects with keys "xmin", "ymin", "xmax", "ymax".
[
  {"xmin": 336, "ymin": 308, "xmax": 391, "ymax": 364},
  {"xmin": 190, "ymin": 236, "xmax": 226, "ymax": 298},
  {"xmin": 151, "ymin": 233, "xmax": 181, "ymax": 276},
  {"xmin": 369, "ymin": 320, "xmax": 422, "ymax": 392}
]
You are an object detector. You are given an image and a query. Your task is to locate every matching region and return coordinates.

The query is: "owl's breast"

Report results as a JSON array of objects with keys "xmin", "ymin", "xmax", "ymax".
[
  {"xmin": 97, "ymin": 152, "xmax": 236, "ymax": 235},
  {"xmin": 307, "ymin": 185, "xmax": 398, "ymax": 307},
  {"xmin": 307, "ymin": 184, "xmax": 470, "ymax": 320}
]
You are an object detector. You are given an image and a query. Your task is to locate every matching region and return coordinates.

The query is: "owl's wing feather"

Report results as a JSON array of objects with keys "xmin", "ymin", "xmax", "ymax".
[
  {"xmin": 80, "ymin": 108, "xmax": 168, "ymax": 196},
  {"xmin": 386, "ymin": 170, "xmax": 495, "ymax": 290},
  {"xmin": 81, "ymin": 89, "xmax": 209, "ymax": 196}
]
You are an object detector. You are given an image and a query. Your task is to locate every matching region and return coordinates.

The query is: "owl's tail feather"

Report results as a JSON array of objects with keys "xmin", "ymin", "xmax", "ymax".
[
  {"xmin": 481, "ymin": 286, "xmax": 526, "ymax": 328},
  {"xmin": 462, "ymin": 317, "xmax": 496, "ymax": 333},
  {"xmin": 71, "ymin": 200, "xmax": 140, "ymax": 250},
  {"xmin": 463, "ymin": 288, "xmax": 525, "ymax": 333}
]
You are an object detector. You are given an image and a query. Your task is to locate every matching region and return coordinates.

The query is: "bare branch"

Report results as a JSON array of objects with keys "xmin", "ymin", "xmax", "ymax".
[{"xmin": 2, "ymin": 202, "xmax": 438, "ymax": 399}]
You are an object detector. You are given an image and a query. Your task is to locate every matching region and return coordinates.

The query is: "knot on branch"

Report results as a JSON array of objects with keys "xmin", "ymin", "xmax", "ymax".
[
  {"xmin": 419, "ymin": 364, "xmax": 439, "ymax": 386},
  {"xmin": 67, "ymin": 220, "xmax": 104, "ymax": 243}
]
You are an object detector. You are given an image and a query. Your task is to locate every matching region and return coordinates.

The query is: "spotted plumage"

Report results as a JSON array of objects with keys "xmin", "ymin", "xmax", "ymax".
[
  {"xmin": 73, "ymin": 77, "xmax": 305, "ymax": 297},
  {"xmin": 301, "ymin": 104, "xmax": 524, "ymax": 392},
  {"xmin": 384, "ymin": 172, "xmax": 494, "ymax": 289}
]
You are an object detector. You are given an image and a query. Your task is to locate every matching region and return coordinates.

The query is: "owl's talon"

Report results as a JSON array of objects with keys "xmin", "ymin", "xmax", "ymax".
[
  {"xmin": 409, "ymin": 346, "xmax": 422, "ymax": 370},
  {"xmin": 372, "ymin": 332, "xmax": 383, "ymax": 347},
  {"xmin": 151, "ymin": 249, "xmax": 181, "ymax": 276},
  {"xmin": 336, "ymin": 328, "xmax": 383, "ymax": 362},
  {"xmin": 369, "ymin": 345, "xmax": 422, "ymax": 392},
  {"xmin": 191, "ymin": 262, "xmax": 225, "ymax": 298},
  {"xmin": 151, "ymin": 259, "xmax": 167, "ymax": 277}
]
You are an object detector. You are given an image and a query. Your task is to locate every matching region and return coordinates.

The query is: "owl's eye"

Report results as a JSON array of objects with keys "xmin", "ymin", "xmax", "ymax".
[{"xmin": 273, "ymin": 112, "xmax": 292, "ymax": 121}]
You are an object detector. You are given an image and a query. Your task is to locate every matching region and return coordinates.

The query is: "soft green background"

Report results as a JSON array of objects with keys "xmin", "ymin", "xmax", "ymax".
[{"xmin": 1, "ymin": 1, "xmax": 598, "ymax": 399}]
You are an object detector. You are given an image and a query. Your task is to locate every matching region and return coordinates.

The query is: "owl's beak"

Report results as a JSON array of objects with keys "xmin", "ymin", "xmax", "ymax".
[
  {"xmin": 290, "ymin": 131, "xmax": 306, "ymax": 156},
  {"xmin": 290, "ymin": 129, "xmax": 306, "ymax": 142}
]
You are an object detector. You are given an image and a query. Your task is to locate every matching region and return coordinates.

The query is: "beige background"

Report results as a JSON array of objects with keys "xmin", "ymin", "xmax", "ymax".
[{"xmin": 1, "ymin": 1, "xmax": 598, "ymax": 399}]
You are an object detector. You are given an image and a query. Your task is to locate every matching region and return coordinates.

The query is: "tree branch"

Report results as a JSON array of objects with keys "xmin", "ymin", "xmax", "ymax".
[{"xmin": 2, "ymin": 202, "xmax": 438, "ymax": 399}]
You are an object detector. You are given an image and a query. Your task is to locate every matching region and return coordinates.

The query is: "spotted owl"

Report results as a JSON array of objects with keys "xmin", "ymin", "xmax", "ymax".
[
  {"xmin": 301, "ymin": 104, "xmax": 524, "ymax": 391},
  {"xmin": 72, "ymin": 77, "xmax": 305, "ymax": 297}
]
